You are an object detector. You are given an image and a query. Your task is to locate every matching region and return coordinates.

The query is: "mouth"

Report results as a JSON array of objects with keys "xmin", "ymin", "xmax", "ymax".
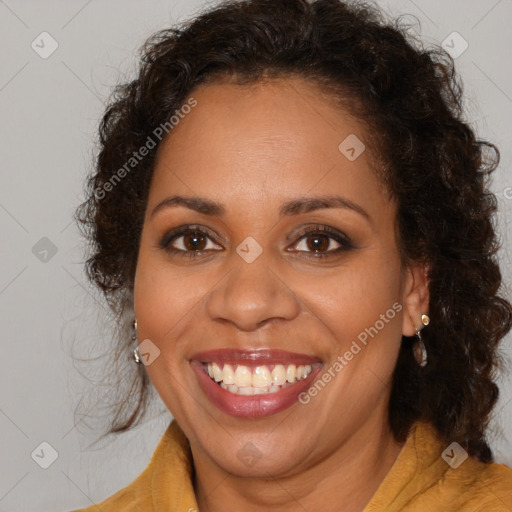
[{"xmin": 190, "ymin": 349, "xmax": 323, "ymax": 418}]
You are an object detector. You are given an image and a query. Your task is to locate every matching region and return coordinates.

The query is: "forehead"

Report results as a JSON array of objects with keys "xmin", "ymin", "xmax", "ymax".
[{"xmin": 149, "ymin": 76, "xmax": 389, "ymax": 219}]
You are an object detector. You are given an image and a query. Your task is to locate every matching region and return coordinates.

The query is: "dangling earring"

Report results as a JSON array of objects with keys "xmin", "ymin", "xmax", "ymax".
[
  {"xmin": 132, "ymin": 319, "xmax": 142, "ymax": 364},
  {"xmin": 413, "ymin": 314, "xmax": 430, "ymax": 367}
]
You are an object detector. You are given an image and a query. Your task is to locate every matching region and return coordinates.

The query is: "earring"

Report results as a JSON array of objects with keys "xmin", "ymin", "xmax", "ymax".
[
  {"xmin": 132, "ymin": 319, "xmax": 142, "ymax": 364},
  {"xmin": 413, "ymin": 314, "xmax": 430, "ymax": 367}
]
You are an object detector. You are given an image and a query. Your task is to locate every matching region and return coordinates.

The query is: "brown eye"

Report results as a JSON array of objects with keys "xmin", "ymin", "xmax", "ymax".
[
  {"xmin": 289, "ymin": 225, "xmax": 352, "ymax": 259},
  {"xmin": 295, "ymin": 233, "xmax": 341, "ymax": 254},
  {"xmin": 160, "ymin": 225, "xmax": 223, "ymax": 257},
  {"xmin": 303, "ymin": 233, "xmax": 332, "ymax": 253},
  {"xmin": 182, "ymin": 231, "xmax": 208, "ymax": 251}
]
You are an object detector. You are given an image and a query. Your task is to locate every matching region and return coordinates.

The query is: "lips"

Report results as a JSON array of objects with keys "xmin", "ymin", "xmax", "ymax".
[{"xmin": 190, "ymin": 349, "xmax": 323, "ymax": 418}]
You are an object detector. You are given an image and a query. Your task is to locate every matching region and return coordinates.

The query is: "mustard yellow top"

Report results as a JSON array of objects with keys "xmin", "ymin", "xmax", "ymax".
[{"xmin": 71, "ymin": 419, "xmax": 512, "ymax": 511}]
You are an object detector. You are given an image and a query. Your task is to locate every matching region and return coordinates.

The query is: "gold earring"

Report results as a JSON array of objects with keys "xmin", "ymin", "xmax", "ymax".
[{"xmin": 421, "ymin": 314, "xmax": 430, "ymax": 326}]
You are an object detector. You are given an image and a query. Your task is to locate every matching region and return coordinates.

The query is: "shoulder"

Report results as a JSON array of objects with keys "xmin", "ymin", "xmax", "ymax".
[
  {"xmin": 411, "ymin": 421, "xmax": 512, "ymax": 511},
  {"xmin": 365, "ymin": 420, "xmax": 512, "ymax": 512},
  {"xmin": 441, "ymin": 455, "xmax": 512, "ymax": 511}
]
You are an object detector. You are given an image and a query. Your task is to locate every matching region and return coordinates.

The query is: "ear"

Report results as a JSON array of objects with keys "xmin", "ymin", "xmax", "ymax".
[{"xmin": 401, "ymin": 261, "xmax": 430, "ymax": 337}]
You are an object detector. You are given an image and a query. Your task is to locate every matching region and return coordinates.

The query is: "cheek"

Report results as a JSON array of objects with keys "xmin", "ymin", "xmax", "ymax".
[
  {"xmin": 296, "ymin": 255, "xmax": 403, "ymax": 343},
  {"xmin": 134, "ymin": 242, "xmax": 181, "ymax": 347},
  {"xmin": 133, "ymin": 241, "xmax": 216, "ymax": 357},
  {"xmin": 133, "ymin": 245, "xmax": 201, "ymax": 412}
]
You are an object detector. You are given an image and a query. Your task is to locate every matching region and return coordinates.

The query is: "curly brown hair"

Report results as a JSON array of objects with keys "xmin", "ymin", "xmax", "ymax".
[{"xmin": 76, "ymin": 0, "xmax": 512, "ymax": 462}]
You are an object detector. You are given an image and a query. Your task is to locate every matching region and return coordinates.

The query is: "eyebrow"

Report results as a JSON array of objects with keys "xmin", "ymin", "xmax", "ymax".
[{"xmin": 150, "ymin": 194, "xmax": 370, "ymax": 221}]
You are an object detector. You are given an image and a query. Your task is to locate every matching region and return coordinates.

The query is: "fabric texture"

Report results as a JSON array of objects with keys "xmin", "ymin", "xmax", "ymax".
[{"xmin": 70, "ymin": 419, "xmax": 512, "ymax": 512}]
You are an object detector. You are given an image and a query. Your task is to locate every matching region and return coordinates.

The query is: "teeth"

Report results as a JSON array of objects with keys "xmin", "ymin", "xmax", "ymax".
[
  {"xmin": 206, "ymin": 362, "xmax": 314, "ymax": 394},
  {"xmin": 237, "ymin": 386, "xmax": 255, "ymax": 395},
  {"xmin": 212, "ymin": 362, "xmax": 222, "ymax": 382},
  {"xmin": 286, "ymin": 364, "xmax": 296, "ymax": 383},
  {"xmin": 223, "ymin": 364, "xmax": 235, "ymax": 385},
  {"xmin": 252, "ymin": 366, "xmax": 272, "ymax": 387},
  {"xmin": 271, "ymin": 364, "xmax": 287, "ymax": 385},
  {"xmin": 234, "ymin": 365, "xmax": 252, "ymax": 387}
]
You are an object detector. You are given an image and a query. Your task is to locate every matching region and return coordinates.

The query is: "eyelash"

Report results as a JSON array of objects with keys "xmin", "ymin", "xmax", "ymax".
[{"xmin": 159, "ymin": 224, "xmax": 353, "ymax": 260}]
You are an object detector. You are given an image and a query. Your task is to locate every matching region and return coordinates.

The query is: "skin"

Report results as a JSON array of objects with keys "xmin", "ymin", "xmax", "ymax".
[{"xmin": 133, "ymin": 76, "xmax": 429, "ymax": 512}]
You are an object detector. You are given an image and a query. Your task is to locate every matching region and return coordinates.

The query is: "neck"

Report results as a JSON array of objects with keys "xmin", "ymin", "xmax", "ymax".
[{"xmin": 193, "ymin": 415, "xmax": 405, "ymax": 512}]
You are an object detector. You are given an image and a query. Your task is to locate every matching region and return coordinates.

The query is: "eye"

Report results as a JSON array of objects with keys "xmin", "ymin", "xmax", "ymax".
[
  {"xmin": 288, "ymin": 225, "xmax": 352, "ymax": 258},
  {"xmin": 159, "ymin": 225, "xmax": 222, "ymax": 258}
]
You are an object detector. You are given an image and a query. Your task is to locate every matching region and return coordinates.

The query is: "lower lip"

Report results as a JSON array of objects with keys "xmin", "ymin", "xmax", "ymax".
[{"xmin": 190, "ymin": 360, "xmax": 322, "ymax": 418}]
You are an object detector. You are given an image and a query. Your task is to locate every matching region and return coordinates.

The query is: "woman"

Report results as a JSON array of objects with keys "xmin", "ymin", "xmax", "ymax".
[{"xmin": 71, "ymin": 0, "xmax": 512, "ymax": 510}]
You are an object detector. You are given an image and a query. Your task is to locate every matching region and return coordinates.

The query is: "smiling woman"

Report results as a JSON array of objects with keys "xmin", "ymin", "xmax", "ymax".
[{"xmin": 71, "ymin": 0, "xmax": 512, "ymax": 511}]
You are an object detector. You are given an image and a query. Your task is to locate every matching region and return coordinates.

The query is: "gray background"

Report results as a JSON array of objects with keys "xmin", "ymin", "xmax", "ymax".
[{"xmin": 1, "ymin": 1, "xmax": 511, "ymax": 510}]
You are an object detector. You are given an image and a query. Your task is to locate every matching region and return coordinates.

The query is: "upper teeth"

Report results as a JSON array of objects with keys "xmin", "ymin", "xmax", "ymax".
[{"xmin": 207, "ymin": 362, "xmax": 313, "ymax": 388}]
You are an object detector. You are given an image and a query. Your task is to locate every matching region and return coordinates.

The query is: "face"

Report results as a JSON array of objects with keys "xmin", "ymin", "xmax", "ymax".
[{"xmin": 134, "ymin": 76, "xmax": 428, "ymax": 478}]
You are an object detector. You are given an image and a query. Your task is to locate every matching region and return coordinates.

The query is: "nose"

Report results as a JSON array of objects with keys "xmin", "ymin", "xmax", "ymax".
[{"xmin": 205, "ymin": 253, "xmax": 301, "ymax": 332}]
